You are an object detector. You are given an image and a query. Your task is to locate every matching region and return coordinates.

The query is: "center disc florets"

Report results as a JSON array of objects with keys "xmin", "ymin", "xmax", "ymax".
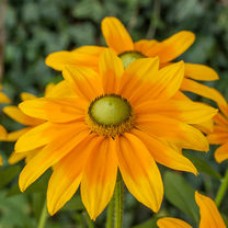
[
  {"xmin": 119, "ymin": 51, "xmax": 145, "ymax": 68},
  {"xmin": 87, "ymin": 94, "xmax": 134, "ymax": 137}
]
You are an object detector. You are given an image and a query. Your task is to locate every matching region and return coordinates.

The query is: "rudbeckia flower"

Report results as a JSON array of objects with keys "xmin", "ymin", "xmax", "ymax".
[
  {"xmin": 208, "ymin": 102, "xmax": 228, "ymax": 162},
  {"xmin": 46, "ymin": 16, "xmax": 226, "ymax": 106},
  {"xmin": 157, "ymin": 191, "xmax": 226, "ymax": 228},
  {"xmin": 17, "ymin": 50, "xmax": 216, "ymax": 219},
  {"xmin": 3, "ymin": 81, "xmax": 71, "ymax": 164}
]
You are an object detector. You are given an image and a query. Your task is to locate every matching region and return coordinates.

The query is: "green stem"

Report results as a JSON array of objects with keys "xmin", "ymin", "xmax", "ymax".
[
  {"xmin": 106, "ymin": 195, "xmax": 115, "ymax": 228},
  {"xmin": 114, "ymin": 177, "xmax": 124, "ymax": 228},
  {"xmin": 105, "ymin": 176, "xmax": 124, "ymax": 228},
  {"xmin": 83, "ymin": 212, "xmax": 94, "ymax": 228},
  {"xmin": 215, "ymin": 169, "xmax": 228, "ymax": 207},
  {"xmin": 38, "ymin": 201, "xmax": 48, "ymax": 228},
  {"xmin": 146, "ymin": 0, "xmax": 161, "ymax": 39}
]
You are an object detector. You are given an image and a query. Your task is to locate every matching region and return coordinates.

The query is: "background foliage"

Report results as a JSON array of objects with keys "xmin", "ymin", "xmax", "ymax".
[{"xmin": 0, "ymin": 0, "xmax": 228, "ymax": 227}]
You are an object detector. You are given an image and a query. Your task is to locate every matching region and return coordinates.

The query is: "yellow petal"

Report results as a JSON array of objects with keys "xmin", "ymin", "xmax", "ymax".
[
  {"xmin": 207, "ymin": 128, "xmax": 228, "ymax": 145},
  {"xmin": 214, "ymin": 112, "xmax": 228, "ymax": 126},
  {"xmin": 0, "ymin": 125, "xmax": 7, "ymax": 140},
  {"xmin": 116, "ymin": 133, "xmax": 163, "ymax": 212},
  {"xmin": 121, "ymin": 57, "xmax": 159, "ymax": 83},
  {"xmin": 19, "ymin": 125, "xmax": 89, "ymax": 191},
  {"xmin": 146, "ymin": 31, "xmax": 195, "ymax": 63},
  {"xmin": 154, "ymin": 61, "xmax": 185, "ymax": 100},
  {"xmin": 101, "ymin": 17, "xmax": 134, "ymax": 54},
  {"xmin": 214, "ymin": 143, "xmax": 228, "ymax": 163},
  {"xmin": 15, "ymin": 123, "xmax": 53, "ymax": 152},
  {"xmin": 195, "ymin": 191, "xmax": 226, "ymax": 228},
  {"xmin": 99, "ymin": 49, "xmax": 123, "ymax": 94},
  {"xmin": 118, "ymin": 57, "xmax": 159, "ymax": 103},
  {"xmin": 219, "ymin": 104, "xmax": 228, "ymax": 117},
  {"xmin": 19, "ymin": 98, "xmax": 86, "ymax": 123},
  {"xmin": 194, "ymin": 119, "xmax": 214, "ymax": 134},
  {"xmin": 81, "ymin": 137, "xmax": 118, "ymax": 220},
  {"xmin": 63, "ymin": 66, "xmax": 103, "ymax": 101},
  {"xmin": 47, "ymin": 135, "xmax": 101, "ymax": 215},
  {"xmin": 3, "ymin": 106, "xmax": 43, "ymax": 126},
  {"xmin": 134, "ymin": 39, "xmax": 158, "ymax": 55},
  {"xmin": 157, "ymin": 217, "xmax": 192, "ymax": 228},
  {"xmin": 7, "ymin": 127, "xmax": 31, "ymax": 141},
  {"xmin": 73, "ymin": 45, "xmax": 105, "ymax": 55},
  {"xmin": 44, "ymin": 80, "xmax": 75, "ymax": 99},
  {"xmin": 20, "ymin": 92, "xmax": 37, "ymax": 101},
  {"xmin": 137, "ymin": 115, "xmax": 208, "ymax": 151},
  {"xmin": 135, "ymin": 100, "xmax": 217, "ymax": 125},
  {"xmin": 181, "ymin": 78, "xmax": 227, "ymax": 106},
  {"xmin": 184, "ymin": 63, "xmax": 219, "ymax": 81},
  {"xmin": 9, "ymin": 147, "xmax": 41, "ymax": 165},
  {"xmin": 45, "ymin": 46, "xmax": 103, "ymax": 71},
  {"xmin": 0, "ymin": 156, "xmax": 3, "ymax": 166},
  {"xmin": 0, "ymin": 92, "xmax": 11, "ymax": 103},
  {"xmin": 8, "ymin": 151, "xmax": 27, "ymax": 164},
  {"xmin": 133, "ymin": 129, "xmax": 197, "ymax": 174}
]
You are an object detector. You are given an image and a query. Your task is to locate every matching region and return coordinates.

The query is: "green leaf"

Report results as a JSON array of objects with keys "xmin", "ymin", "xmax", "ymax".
[
  {"xmin": 184, "ymin": 152, "xmax": 221, "ymax": 180},
  {"xmin": 164, "ymin": 171, "xmax": 199, "ymax": 222},
  {"xmin": 0, "ymin": 190, "xmax": 36, "ymax": 228},
  {"xmin": 0, "ymin": 165, "xmax": 21, "ymax": 188}
]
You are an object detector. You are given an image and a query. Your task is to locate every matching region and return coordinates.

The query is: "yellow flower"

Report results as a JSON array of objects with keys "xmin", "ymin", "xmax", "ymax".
[
  {"xmin": 208, "ymin": 102, "xmax": 228, "ymax": 162},
  {"xmin": 45, "ymin": 17, "xmax": 226, "ymax": 106},
  {"xmin": 3, "ymin": 81, "xmax": 71, "ymax": 164},
  {"xmin": 157, "ymin": 191, "xmax": 226, "ymax": 228},
  {"xmin": 17, "ymin": 50, "xmax": 216, "ymax": 220}
]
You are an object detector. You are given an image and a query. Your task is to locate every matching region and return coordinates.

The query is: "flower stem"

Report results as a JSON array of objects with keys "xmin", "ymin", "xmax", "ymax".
[
  {"xmin": 215, "ymin": 169, "xmax": 228, "ymax": 207},
  {"xmin": 114, "ymin": 176, "xmax": 124, "ymax": 228},
  {"xmin": 38, "ymin": 201, "xmax": 48, "ymax": 228},
  {"xmin": 106, "ymin": 195, "xmax": 115, "ymax": 228},
  {"xmin": 105, "ymin": 175, "xmax": 124, "ymax": 228},
  {"xmin": 83, "ymin": 211, "xmax": 94, "ymax": 228}
]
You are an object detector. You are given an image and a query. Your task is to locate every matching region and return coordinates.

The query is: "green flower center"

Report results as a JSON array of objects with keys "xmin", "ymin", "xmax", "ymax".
[
  {"xmin": 89, "ymin": 94, "xmax": 132, "ymax": 126},
  {"xmin": 119, "ymin": 51, "xmax": 145, "ymax": 68},
  {"xmin": 87, "ymin": 94, "xmax": 134, "ymax": 137}
]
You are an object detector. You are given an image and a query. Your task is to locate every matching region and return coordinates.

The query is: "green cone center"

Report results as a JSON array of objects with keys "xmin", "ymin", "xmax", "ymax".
[
  {"xmin": 89, "ymin": 94, "xmax": 132, "ymax": 126},
  {"xmin": 119, "ymin": 51, "xmax": 145, "ymax": 68}
]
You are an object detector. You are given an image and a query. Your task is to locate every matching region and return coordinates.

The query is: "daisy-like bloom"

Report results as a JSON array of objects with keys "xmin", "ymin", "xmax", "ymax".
[
  {"xmin": 3, "ymin": 81, "xmax": 72, "ymax": 164},
  {"xmin": 17, "ymin": 50, "xmax": 216, "ymax": 220},
  {"xmin": 46, "ymin": 16, "xmax": 226, "ymax": 106},
  {"xmin": 157, "ymin": 191, "xmax": 226, "ymax": 228},
  {"xmin": 207, "ymin": 102, "xmax": 228, "ymax": 162},
  {"xmin": 0, "ymin": 85, "xmax": 11, "ymax": 165}
]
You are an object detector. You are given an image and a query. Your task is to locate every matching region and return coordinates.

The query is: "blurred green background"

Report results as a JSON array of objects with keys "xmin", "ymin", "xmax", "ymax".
[{"xmin": 0, "ymin": 0, "xmax": 228, "ymax": 227}]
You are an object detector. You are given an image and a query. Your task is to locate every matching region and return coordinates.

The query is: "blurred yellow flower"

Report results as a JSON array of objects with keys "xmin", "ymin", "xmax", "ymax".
[
  {"xmin": 157, "ymin": 191, "xmax": 226, "ymax": 228},
  {"xmin": 3, "ymin": 81, "xmax": 72, "ymax": 164},
  {"xmin": 45, "ymin": 16, "xmax": 226, "ymax": 106},
  {"xmin": 208, "ymin": 102, "xmax": 228, "ymax": 162},
  {"xmin": 15, "ymin": 50, "xmax": 216, "ymax": 219}
]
